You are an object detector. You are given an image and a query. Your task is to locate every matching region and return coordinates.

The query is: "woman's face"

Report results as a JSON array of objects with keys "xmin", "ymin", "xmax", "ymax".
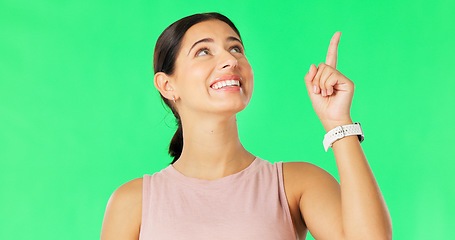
[{"xmin": 171, "ymin": 19, "xmax": 254, "ymax": 117}]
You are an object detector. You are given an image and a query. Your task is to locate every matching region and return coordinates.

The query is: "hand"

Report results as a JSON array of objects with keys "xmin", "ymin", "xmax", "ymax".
[{"xmin": 304, "ymin": 32, "xmax": 355, "ymax": 132}]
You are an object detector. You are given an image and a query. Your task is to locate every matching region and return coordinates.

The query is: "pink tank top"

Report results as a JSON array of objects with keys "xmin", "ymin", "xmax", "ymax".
[{"xmin": 139, "ymin": 156, "xmax": 298, "ymax": 240}]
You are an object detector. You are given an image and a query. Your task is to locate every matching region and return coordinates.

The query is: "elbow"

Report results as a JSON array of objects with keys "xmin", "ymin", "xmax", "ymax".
[
  {"xmin": 369, "ymin": 219, "xmax": 393, "ymax": 240},
  {"xmin": 373, "ymin": 219, "xmax": 394, "ymax": 240},
  {"xmin": 343, "ymin": 220, "xmax": 393, "ymax": 240}
]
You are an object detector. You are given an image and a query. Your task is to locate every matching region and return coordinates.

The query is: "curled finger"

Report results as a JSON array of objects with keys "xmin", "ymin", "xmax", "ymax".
[
  {"xmin": 313, "ymin": 63, "xmax": 326, "ymax": 95},
  {"xmin": 324, "ymin": 72, "xmax": 337, "ymax": 96}
]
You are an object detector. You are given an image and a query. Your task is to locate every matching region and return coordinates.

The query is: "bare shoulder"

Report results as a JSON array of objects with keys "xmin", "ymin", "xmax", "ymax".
[
  {"xmin": 282, "ymin": 161, "xmax": 336, "ymax": 182},
  {"xmin": 112, "ymin": 177, "xmax": 143, "ymax": 200},
  {"xmin": 282, "ymin": 161, "xmax": 322, "ymax": 176},
  {"xmin": 101, "ymin": 177, "xmax": 143, "ymax": 240},
  {"xmin": 282, "ymin": 161, "xmax": 340, "ymax": 196}
]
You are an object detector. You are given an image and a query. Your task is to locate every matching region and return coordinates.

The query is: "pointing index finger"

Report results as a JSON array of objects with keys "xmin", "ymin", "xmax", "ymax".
[{"xmin": 325, "ymin": 31, "xmax": 341, "ymax": 69}]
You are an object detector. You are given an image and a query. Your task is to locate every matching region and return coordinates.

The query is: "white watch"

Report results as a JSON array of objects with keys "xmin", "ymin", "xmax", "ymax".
[{"xmin": 323, "ymin": 122, "xmax": 364, "ymax": 152}]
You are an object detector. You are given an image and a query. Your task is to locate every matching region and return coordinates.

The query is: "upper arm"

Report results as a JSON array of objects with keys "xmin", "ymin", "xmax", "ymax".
[
  {"xmin": 286, "ymin": 162, "xmax": 345, "ymax": 240},
  {"xmin": 101, "ymin": 177, "xmax": 143, "ymax": 240}
]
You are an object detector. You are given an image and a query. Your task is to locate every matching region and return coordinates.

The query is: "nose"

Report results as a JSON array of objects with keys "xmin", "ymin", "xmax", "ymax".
[{"xmin": 218, "ymin": 50, "xmax": 238, "ymax": 70}]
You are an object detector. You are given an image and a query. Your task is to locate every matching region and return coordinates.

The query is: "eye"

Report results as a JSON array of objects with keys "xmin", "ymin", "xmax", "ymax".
[
  {"xmin": 196, "ymin": 48, "xmax": 211, "ymax": 57},
  {"xmin": 230, "ymin": 45, "xmax": 243, "ymax": 54}
]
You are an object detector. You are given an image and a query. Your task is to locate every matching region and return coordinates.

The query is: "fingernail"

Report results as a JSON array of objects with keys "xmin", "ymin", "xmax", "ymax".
[{"xmin": 313, "ymin": 85, "xmax": 317, "ymax": 94}]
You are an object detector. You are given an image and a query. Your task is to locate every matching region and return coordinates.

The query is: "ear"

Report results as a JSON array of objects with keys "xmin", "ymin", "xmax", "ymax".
[{"xmin": 154, "ymin": 72, "xmax": 177, "ymax": 101}]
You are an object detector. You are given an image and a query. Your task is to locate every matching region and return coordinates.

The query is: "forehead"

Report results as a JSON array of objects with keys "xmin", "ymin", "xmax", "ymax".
[{"xmin": 181, "ymin": 20, "xmax": 239, "ymax": 47}]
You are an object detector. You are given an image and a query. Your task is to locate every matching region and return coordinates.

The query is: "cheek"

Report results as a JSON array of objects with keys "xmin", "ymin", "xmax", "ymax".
[
  {"xmin": 240, "ymin": 60, "xmax": 254, "ymax": 85},
  {"xmin": 178, "ymin": 62, "xmax": 213, "ymax": 95},
  {"xmin": 188, "ymin": 61, "xmax": 213, "ymax": 77},
  {"xmin": 240, "ymin": 57, "xmax": 252, "ymax": 71}
]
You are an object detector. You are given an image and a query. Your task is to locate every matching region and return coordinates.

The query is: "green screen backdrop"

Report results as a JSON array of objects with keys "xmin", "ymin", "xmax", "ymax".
[{"xmin": 1, "ymin": 0, "xmax": 454, "ymax": 239}]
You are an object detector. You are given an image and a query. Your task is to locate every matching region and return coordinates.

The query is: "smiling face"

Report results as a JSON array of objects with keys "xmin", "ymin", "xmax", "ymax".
[{"xmin": 170, "ymin": 19, "xmax": 254, "ymax": 117}]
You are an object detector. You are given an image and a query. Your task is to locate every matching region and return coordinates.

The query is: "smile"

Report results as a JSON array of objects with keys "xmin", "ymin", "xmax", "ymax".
[{"xmin": 211, "ymin": 80, "xmax": 241, "ymax": 90}]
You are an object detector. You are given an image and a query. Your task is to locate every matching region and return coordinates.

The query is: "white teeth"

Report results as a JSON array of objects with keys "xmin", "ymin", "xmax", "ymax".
[{"xmin": 211, "ymin": 80, "xmax": 241, "ymax": 89}]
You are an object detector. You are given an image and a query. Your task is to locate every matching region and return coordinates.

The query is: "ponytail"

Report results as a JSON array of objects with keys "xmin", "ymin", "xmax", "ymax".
[{"xmin": 169, "ymin": 118, "xmax": 183, "ymax": 164}]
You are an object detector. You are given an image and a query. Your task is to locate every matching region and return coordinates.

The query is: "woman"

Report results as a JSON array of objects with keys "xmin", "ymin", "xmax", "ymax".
[{"xmin": 101, "ymin": 12, "xmax": 392, "ymax": 240}]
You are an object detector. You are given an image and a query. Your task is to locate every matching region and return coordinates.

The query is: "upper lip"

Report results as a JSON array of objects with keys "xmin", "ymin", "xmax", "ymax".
[{"xmin": 210, "ymin": 75, "xmax": 242, "ymax": 88}]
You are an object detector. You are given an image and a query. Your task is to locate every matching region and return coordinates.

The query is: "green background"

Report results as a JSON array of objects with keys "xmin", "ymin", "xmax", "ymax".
[{"xmin": 1, "ymin": 0, "xmax": 454, "ymax": 239}]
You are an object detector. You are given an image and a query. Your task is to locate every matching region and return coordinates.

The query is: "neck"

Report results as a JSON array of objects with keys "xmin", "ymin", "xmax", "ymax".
[{"xmin": 172, "ymin": 113, "xmax": 255, "ymax": 180}]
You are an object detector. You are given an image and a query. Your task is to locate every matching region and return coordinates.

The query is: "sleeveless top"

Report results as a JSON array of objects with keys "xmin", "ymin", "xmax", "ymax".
[{"xmin": 139, "ymin": 156, "xmax": 298, "ymax": 240}]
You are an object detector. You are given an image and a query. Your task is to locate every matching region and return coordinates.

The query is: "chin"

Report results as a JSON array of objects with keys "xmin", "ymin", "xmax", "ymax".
[{"xmin": 212, "ymin": 100, "xmax": 249, "ymax": 116}]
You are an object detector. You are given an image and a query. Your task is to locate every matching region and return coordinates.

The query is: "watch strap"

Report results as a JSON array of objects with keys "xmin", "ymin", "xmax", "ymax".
[{"xmin": 323, "ymin": 122, "xmax": 364, "ymax": 152}]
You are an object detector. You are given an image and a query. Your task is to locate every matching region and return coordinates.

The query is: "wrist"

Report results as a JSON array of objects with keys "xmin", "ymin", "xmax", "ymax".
[
  {"xmin": 322, "ymin": 121, "xmax": 364, "ymax": 152},
  {"xmin": 323, "ymin": 119, "xmax": 354, "ymax": 133}
]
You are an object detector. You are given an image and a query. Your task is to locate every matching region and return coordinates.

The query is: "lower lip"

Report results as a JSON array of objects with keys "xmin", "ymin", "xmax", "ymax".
[{"xmin": 211, "ymin": 86, "xmax": 241, "ymax": 91}]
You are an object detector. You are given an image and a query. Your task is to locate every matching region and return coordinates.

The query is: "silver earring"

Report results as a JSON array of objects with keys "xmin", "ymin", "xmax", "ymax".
[{"xmin": 172, "ymin": 96, "xmax": 176, "ymax": 103}]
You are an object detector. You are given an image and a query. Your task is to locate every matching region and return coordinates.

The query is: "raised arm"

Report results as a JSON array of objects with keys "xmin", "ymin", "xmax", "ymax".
[{"xmin": 299, "ymin": 32, "xmax": 392, "ymax": 239}]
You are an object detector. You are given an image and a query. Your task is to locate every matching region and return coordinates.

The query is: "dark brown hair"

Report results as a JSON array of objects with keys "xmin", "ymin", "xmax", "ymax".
[{"xmin": 153, "ymin": 12, "xmax": 242, "ymax": 164}]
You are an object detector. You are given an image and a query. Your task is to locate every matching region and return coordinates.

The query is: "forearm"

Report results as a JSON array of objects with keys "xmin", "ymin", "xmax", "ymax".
[{"xmin": 326, "ymin": 121, "xmax": 392, "ymax": 239}]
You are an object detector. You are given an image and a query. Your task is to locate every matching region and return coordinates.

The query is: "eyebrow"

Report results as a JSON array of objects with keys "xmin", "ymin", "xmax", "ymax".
[{"xmin": 187, "ymin": 36, "xmax": 243, "ymax": 56}]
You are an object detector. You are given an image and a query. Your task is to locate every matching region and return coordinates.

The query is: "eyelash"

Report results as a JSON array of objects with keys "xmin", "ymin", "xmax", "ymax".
[{"xmin": 195, "ymin": 45, "xmax": 243, "ymax": 56}]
